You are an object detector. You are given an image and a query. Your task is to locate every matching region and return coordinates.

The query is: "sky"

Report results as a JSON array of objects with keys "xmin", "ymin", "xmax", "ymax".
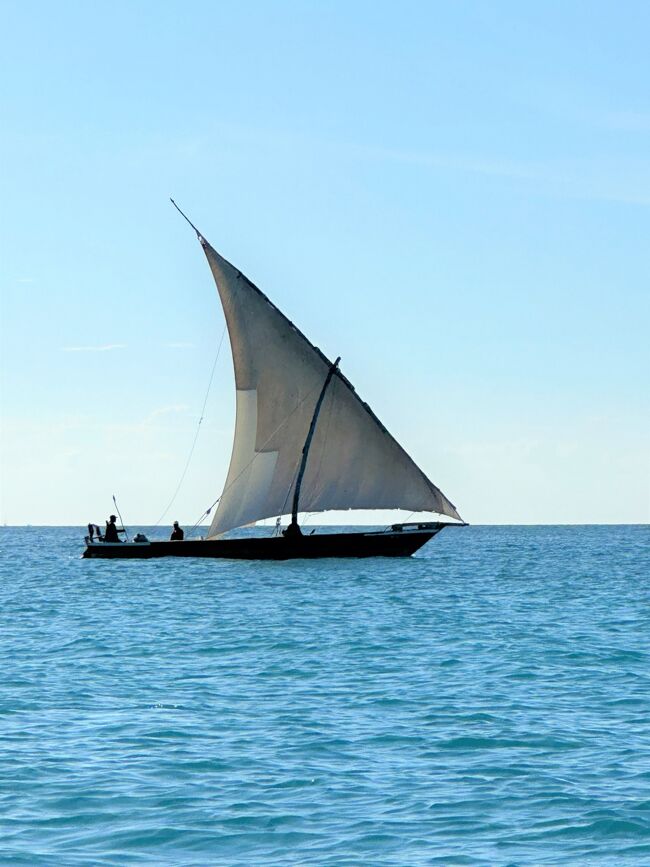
[{"xmin": 1, "ymin": 0, "xmax": 648, "ymax": 527}]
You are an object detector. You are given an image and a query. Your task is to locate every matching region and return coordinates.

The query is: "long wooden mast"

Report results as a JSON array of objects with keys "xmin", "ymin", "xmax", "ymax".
[{"xmin": 289, "ymin": 357, "xmax": 341, "ymax": 533}]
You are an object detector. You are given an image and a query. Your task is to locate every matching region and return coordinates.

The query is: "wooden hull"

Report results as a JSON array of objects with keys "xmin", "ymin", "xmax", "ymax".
[{"xmin": 82, "ymin": 527, "xmax": 446, "ymax": 560}]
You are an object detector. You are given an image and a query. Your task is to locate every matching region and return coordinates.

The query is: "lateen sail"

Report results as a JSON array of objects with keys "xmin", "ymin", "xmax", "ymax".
[{"xmin": 201, "ymin": 239, "xmax": 461, "ymax": 537}]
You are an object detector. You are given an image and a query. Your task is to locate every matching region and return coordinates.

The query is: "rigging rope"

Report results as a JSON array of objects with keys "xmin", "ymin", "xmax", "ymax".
[{"xmin": 153, "ymin": 325, "xmax": 227, "ymax": 527}]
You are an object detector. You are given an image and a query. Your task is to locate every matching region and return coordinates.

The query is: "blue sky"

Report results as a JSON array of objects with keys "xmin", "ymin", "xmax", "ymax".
[{"xmin": 1, "ymin": 0, "xmax": 648, "ymax": 526}]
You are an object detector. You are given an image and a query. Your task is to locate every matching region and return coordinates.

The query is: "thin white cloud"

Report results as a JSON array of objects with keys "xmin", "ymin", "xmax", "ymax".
[
  {"xmin": 143, "ymin": 404, "xmax": 189, "ymax": 423},
  {"xmin": 354, "ymin": 143, "xmax": 650, "ymax": 207},
  {"xmin": 16, "ymin": 277, "xmax": 34, "ymax": 284},
  {"xmin": 61, "ymin": 343, "xmax": 126, "ymax": 352},
  {"xmin": 592, "ymin": 110, "xmax": 650, "ymax": 133},
  {"xmin": 351, "ymin": 142, "xmax": 539, "ymax": 182}
]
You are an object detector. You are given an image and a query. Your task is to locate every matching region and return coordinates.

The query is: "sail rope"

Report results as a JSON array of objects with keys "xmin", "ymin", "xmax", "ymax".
[
  {"xmin": 153, "ymin": 325, "xmax": 227, "ymax": 528},
  {"xmin": 277, "ymin": 460, "xmax": 303, "ymax": 525},
  {"xmin": 188, "ymin": 380, "xmax": 323, "ymax": 535},
  {"xmin": 274, "ymin": 393, "xmax": 332, "ymax": 528},
  {"xmin": 380, "ymin": 509, "xmax": 447, "ymax": 532},
  {"xmin": 307, "ymin": 390, "xmax": 334, "ymax": 493}
]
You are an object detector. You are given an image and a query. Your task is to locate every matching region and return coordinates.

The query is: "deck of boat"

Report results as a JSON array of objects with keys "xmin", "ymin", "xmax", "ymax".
[{"xmin": 82, "ymin": 525, "xmax": 452, "ymax": 560}]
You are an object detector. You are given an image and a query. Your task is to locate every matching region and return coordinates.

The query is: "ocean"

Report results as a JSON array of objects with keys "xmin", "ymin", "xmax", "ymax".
[{"xmin": 1, "ymin": 524, "xmax": 648, "ymax": 865}]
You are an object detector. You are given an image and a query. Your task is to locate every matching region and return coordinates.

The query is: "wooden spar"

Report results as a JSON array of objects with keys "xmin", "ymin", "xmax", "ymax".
[
  {"xmin": 289, "ymin": 357, "xmax": 341, "ymax": 533},
  {"xmin": 170, "ymin": 198, "xmax": 203, "ymax": 240}
]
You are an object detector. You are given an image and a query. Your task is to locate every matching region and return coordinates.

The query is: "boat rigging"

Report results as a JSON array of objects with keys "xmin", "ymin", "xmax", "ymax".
[{"xmin": 83, "ymin": 204, "xmax": 466, "ymax": 560}]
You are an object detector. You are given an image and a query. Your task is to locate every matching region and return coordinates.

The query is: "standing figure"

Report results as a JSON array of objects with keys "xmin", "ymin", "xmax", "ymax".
[{"xmin": 170, "ymin": 521, "xmax": 184, "ymax": 541}]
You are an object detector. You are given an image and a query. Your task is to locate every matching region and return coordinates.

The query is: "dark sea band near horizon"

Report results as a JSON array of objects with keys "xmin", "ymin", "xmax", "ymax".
[{"xmin": 1, "ymin": 524, "xmax": 649, "ymax": 865}]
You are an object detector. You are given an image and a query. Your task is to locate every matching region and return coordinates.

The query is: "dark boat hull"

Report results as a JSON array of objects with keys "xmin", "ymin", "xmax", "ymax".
[{"xmin": 82, "ymin": 527, "xmax": 447, "ymax": 560}]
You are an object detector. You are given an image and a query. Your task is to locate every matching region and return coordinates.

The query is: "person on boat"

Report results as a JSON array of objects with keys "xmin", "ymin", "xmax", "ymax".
[
  {"xmin": 170, "ymin": 521, "xmax": 184, "ymax": 541},
  {"xmin": 104, "ymin": 515, "xmax": 125, "ymax": 543},
  {"xmin": 87, "ymin": 523, "xmax": 103, "ymax": 542}
]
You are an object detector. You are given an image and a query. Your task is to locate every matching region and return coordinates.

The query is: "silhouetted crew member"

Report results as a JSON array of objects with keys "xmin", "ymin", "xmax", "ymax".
[
  {"xmin": 282, "ymin": 520, "xmax": 302, "ymax": 538},
  {"xmin": 170, "ymin": 521, "xmax": 184, "ymax": 541},
  {"xmin": 104, "ymin": 515, "xmax": 125, "ymax": 542}
]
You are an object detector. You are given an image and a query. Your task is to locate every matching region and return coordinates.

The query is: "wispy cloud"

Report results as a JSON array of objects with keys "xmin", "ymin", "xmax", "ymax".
[
  {"xmin": 594, "ymin": 110, "xmax": 650, "ymax": 133},
  {"xmin": 142, "ymin": 405, "xmax": 189, "ymax": 424},
  {"xmin": 61, "ymin": 343, "xmax": 126, "ymax": 352},
  {"xmin": 350, "ymin": 142, "xmax": 539, "ymax": 182},
  {"xmin": 353, "ymin": 142, "xmax": 650, "ymax": 207},
  {"xmin": 16, "ymin": 277, "xmax": 34, "ymax": 284}
]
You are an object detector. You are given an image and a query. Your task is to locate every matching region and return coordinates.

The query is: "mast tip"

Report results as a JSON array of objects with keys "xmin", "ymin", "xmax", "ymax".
[{"xmin": 170, "ymin": 198, "xmax": 203, "ymax": 242}]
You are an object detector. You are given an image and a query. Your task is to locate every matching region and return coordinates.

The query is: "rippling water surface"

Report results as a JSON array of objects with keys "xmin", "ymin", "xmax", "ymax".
[{"xmin": 1, "ymin": 525, "xmax": 649, "ymax": 865}]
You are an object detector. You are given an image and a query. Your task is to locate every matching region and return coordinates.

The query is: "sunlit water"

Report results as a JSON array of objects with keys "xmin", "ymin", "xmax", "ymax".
[{"xmin": 1, "ymin": 524, "xmax": 648, "ymax": 865}]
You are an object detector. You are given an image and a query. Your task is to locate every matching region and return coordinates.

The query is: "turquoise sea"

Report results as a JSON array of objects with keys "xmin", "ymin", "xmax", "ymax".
[{"xmin": 1, "ymin": 524, "xmax": 649, "ymax": 865}]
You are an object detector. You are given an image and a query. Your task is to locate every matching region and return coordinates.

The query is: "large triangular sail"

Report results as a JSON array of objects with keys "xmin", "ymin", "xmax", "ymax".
[{"xmin": 199, "ymin": 238, "xmax": 461, "ymax": 538}]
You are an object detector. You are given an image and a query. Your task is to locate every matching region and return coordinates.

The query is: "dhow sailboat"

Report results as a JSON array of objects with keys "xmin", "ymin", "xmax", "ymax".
[{"xmin": 83, "ymin": 205, "xmax": 465, "ymax": 560}]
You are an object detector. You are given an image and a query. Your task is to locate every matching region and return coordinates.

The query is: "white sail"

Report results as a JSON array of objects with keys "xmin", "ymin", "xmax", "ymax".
[{"xmin": 201, "ymin": 239, "xmax": 461, "ymax": 537}]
